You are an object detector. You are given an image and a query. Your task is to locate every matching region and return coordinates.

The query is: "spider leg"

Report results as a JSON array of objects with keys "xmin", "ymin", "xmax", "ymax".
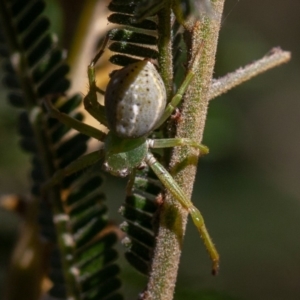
[
  {"xmin": 145, "ymin": 152, "xmax": 219, "ymax": 275},
  {"xmin": 83, "ymin": 90, "xmax": 107, "ymax": 127},
  {"xmin": 83, "ymin": 34, "xmax": 110, "ymax": 126},
  {"xmin": 155, "ymin": 71, "xmax": 194, "ymax": 129},
  {"xmin": 43, "ymin": 150, "xmax": 104, "ymax": 190},
  {"xmin": 155, "ymin": 42, "xmax": 204, "ymax": 129},
  {"xmin": 44, "ymin": 98, "xmax": 106, "ymax": 141},
  {"xmin": 148, "ymin": 138, "xmax": 209, "ymax": 155}
]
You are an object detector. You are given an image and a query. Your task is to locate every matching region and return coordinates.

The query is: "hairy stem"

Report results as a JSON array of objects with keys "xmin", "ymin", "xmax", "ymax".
[
  {"xmin": 157, "ymin": 0, "xmax": 173, "ymax": 97},
  {"xmin": 208, "ymin": 47, "xmax": 291, "ymax": 100},
  {"xmin": 145, "ymin": 1, "xmax": 225, "ymax": 299}
]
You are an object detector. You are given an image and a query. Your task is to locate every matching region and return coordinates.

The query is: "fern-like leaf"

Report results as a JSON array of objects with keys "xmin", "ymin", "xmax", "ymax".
[
  {"xmin": 107, "ymin": 0, "xmax": 158, "ymax": 66},
  {"xmin": 104, "ymin": 0, "xmax": 165, "ymax": 276},
  {"xmin": 0, "ymin": 1, "xmax": 122, "ymax": 299},
  {"xmin": 120, "ymin": 168, "xmax": 162, "ymax": 275}
]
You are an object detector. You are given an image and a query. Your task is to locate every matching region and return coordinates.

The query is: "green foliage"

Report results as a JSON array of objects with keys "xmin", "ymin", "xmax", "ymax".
[
  {"xmin": 104, "ymin": 0, "xmax": 164, "ymax": 277},
  {"xmin": 120, "ymin": 167, "xmax": 162, "ymax": 275},
  {"xmin": 0, "ymin": 0, "xmax": 208, "ymax": 298},
  {"xmin": 2, "ymin": 0, "xmax": 283, "ymax": 299},
  {"xmin": 107, "ymin": 0, "xmax": 159, "ymax": 66},
  {"xmin": 0, "ymin": 0, "xmax": 121, "ymax": 299}
]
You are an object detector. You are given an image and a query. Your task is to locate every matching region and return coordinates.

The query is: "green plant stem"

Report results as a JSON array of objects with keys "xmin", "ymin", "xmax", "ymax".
[
  {"xmin": 144, "ymin": 1, "xmax": 225, "ymax": 299},
  {"xmin": 157, "ymin": 0, "xmax": 173, "ymax": 98}
]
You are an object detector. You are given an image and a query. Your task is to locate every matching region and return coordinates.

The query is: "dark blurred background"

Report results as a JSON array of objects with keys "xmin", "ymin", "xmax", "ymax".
[{"xmin": 0, "ymin": 0, "xmax": 299, "ymax": 299}]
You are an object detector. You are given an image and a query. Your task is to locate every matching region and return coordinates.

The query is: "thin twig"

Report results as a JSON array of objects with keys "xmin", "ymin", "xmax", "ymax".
[{"xmin": 208, "ymin": 47, "xmax": 291, "ymax": 101}]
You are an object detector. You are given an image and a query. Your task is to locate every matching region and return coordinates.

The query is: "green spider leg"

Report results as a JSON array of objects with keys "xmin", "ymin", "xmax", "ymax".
[
  {"xmin": 43, "ymin": 150, "xmax": 104, "ymax": 190},
  {"xmin": 172, "ymin": 0, "xmax": 192, "ymax": 30},
  {"xmin": 172, "ymin": 0, "xmax": 213, "ymax": 30},
  {"xmin": 145, "ymin": 152, "xmax": 219, "ymax": 275},
  {"xmin": 148, "ymin": 138, "xmax": 209, "ymax": 155},
  {"xmin": 43, "ymin": 36, "xmax": 114, "ymax": 190},
  {"xmin": 44, "ymin": 98, "xmax": 106, "ymax": 141},
  {"xmin": 43, "ymin": 98, "xmax": 106, "ymax": 189},
  {"xmin": 155, "ymin": 41, "xmax": 204, "ymax": 129},
  {"xmin": 154, "ymin": 69, "xmax": 194, "ymax": 129},
  {"xmin": 83, "ymin": 86, "xmax": 107, "ymax": 127},
  {"xmin": 83, "ymin": 34, "xmax": 111, "ymax": 127}
]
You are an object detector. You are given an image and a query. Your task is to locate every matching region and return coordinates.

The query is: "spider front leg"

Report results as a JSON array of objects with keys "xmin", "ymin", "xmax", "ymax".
[
  {"xmin": 155, "ymin": 70, "xmax": 195, "ymax": 129},
  {"xmin": 84, "ymin": 37, "xmax": 110, "ymax": 127},
  {"xmin": 83, "ymin": 84, "xmax": 107, "ymax": 127},
  {"xmin": 155, "ymin": 43, "xmax": 204, "ymax": 129},
  {"xmin": 44, "ymin": 98, "xmax": 106, "ymax": 141},
  {"xmin": 145, "ymin": 152, "xmax": 219, "ymax": 275}
]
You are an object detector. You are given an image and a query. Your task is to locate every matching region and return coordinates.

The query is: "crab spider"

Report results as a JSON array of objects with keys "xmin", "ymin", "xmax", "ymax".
[{"xmin": 44, "ymin": 38, "xmax": 219, "ymax": 275}]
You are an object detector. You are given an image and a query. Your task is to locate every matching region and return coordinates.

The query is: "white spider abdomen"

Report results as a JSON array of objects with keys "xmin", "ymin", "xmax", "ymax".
[{"xmin": 105, "ymin": 60, "xmax": 167, "ymax": 138}]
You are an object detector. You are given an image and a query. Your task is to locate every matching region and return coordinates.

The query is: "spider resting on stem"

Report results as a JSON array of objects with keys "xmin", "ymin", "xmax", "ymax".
[{"xmin": 44, "ymin": 36, "xmax": 219, "ymax": 275}]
